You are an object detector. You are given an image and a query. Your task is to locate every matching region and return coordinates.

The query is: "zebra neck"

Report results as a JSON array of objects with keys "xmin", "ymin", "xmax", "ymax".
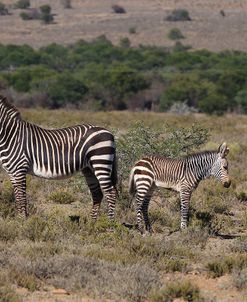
[
  {"xmin": 186, "ymin": 152, "xmax": 217, "ymax": 182},
  {"xmin": 0, "ymin": 112, "xmax": 22, "ymax": 147}
]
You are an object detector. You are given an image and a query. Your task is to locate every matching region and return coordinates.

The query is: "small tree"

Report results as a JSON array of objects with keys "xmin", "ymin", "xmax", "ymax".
[
  {"xmin": 61, "ymin": 0, "xmax": 72, "ymax": 9},
  {"xmin": 0, "ymin": 2, "xmax": 9, "ymax": 15},
  {"xmin": 166, "ymin": 9, "xmax": 191, "ymax": 21},
  {"xmin": 112, "ymin": 5, "xmax": 126, "ymax": 14},
  {"xmin": 14, "ymin": 0, "xmax": 30, "ymax": 9},
  {"xmin": 39, "ymin": 4, "xmax": 54, "ymax": 24},
  {"xmin": 168, "ymin": 28, "xmax": 185, "ymax": 40}
]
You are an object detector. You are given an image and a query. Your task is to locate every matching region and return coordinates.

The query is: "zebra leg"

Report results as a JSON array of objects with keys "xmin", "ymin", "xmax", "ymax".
[
  {"xmin": 10, "ymin": 173, "xmax": 27, "ymax": 218},
  {"xmin": 180, "ymin": 189, "xmax": 192, "ymax": 229},
  {"xmin": 82, "ymin": 168, "xmax": 103, "ymax": 222},
  {"xmin": 142, "ymin": 186, "xmax": 155, "ymax": 234},
  {"xmin": 102, "ymin": 186, "xmax": 117, "ymax": 222}
]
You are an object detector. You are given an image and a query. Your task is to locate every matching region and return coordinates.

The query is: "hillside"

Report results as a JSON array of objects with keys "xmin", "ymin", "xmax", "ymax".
[{"xmin": 1, "ymin": 0, "xmax": 247, "ymax": 51}]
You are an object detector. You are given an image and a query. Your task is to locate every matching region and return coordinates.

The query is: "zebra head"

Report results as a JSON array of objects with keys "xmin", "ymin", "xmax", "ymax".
[{"xmin": 211, "ymin": 142, "xmax": 231, "ymax": 188}]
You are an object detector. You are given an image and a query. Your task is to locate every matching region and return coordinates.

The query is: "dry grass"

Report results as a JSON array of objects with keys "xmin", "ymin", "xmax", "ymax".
[
  {"xmin": 0, "ymin": 0, "xmax": 247, "ymax": 51},
  {"xmin": 0, "ymin": 110, "xmax": 246, "ymax": 301}
]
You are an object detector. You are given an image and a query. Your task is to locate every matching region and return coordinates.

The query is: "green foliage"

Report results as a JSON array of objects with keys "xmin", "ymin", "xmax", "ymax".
[
  {"xmin": 198, "ymin": 93, "xmax": 229, "ymax": 115},
  {"xmin": 235, "ymin": 89, "xmax": 247, "ymax": 113},
  {"xmin": 39, "ymin": 5, "xmax": 53, "ymax": 24},
  {"xmin": 20, "ymin": 11, "xmax": 32, "ymax": 20},
  {"xmin": 0, "ymin": 41, "xmax": 247, "ymax": 113},
  {"xmin": 151, "ymin": 281, "xmax": 203, "ymax": 302},
  {"xmin": 166, "ymin": 9, "xmax": 192, "ymax": 21},
  {"xmin": 46, "ymin": 73, "xmax": 88, "ymax": 108},
  {"xmin": 168, "ymin": 28, "xmax": 185, "ymax": 40},
  {"xmin": 14, "ymin": 0, "xmax": 30, "ymax": 9},
  {"xmin": 117, "ymin": 121, "xmax": 209, "ymax": 179}
]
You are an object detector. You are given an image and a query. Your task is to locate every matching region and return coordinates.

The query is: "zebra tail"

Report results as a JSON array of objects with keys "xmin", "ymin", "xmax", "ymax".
[
  {"xmin": 111, "ymin": 154, "xmax": 118, "ymax": 187},
  {"xmin": 128, "ymin": 168, "xmax": 136, "ymax": 196}
]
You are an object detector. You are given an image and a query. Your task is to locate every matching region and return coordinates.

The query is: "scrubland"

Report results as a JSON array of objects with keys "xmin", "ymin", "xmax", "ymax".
[{"xmin": 0, "ymin": 110, "xmax": 246, "ymax": 302}]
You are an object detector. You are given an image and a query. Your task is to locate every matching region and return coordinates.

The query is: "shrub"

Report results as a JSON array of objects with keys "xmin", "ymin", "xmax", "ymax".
[
  {"xmin": 168, "ymin": 28, "xmax": 185, "ymax": 40},
  {"xmin": 20, "ymin": 11, "xmax": 32, "ymax": 20},
  {"xmin": 198, "ymin": 93, "xmax": 229, "ymax": 115},
  {"xmin": 14, "ymin": 0, "xmax": 30, "ymax": 9},
  {"xmin": 112, "ymin": 5, "xmax": 126, "ymax": 14},
  {"xmin": 129, "ymin": 27, "xmax": 136, "ymax": 34},
  {"xmin": 39, "ymin": 4, "xmax": 51, "ymax": 15},
  {"xmin": 39, "ymin": 4, "xmax": 54, "ymax": 24},
  {"xmin": 0, "ymin": 2, "xmax": 9, "ymax": 15},
  {"xmin": 10, "ymin": 269, "xmax": 39, "ymax": 291},
  {"xmin": 206, "ymin": 254, "xmax": 247, "ymax": 278},
  {"xmin": 46, "ymin": 73, "xmax": 88, "ymax": 108},
  {"xmin": 0, "ymin": 285, "xmax": 20, "ymax": 302},
  {"xmin": 166, "ymin": 9, "xmax": 192, "ymax": 21},
  {"xmin": 117, "ymin": 121, "xmax": 209, "ymax": 180},
  {"xmin": 49, "ymin": 189, "xmax": 75, "ymax": 204},
  {"xmin": 120, "ymin": 37, "xmax": 131, "ymax": 48},
  {"xmin": 61, "ymin": 0, "xmax": 72, "ymax": 9},
  {"xmin": 235, "ymin": 89, "xmax": 247, "ymax": 114},
  {"xmin": 150, "ymin": 281, "xmax": 204, "ymax": 302}
]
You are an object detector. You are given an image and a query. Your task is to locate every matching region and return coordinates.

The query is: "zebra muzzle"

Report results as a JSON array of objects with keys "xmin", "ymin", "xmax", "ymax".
[{"xmin": 223, "ymin": 181, "xmax": 231, "ymax": 188}]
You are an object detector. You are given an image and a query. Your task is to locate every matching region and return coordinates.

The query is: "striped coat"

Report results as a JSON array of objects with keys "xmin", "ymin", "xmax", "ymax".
[
  {"xmin": 0, "ymin": 96, "xmax": 117, "ymax": 220},
  {"xmin": 129, "ymin": 143, "xmax": 231, "ymax": 234}
]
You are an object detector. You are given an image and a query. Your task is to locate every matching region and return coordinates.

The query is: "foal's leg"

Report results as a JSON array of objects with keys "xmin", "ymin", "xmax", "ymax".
[
  {"xmin": 180, "ymin": 188, "xmax": 192, "ymax": 229},
  {"xmin": 142, "ymin": 185, "xmax": 155, "ymax": 234},
  {"xmin": 82, "ymin": 167, "xmax": 103, "ymax": 222},
  {"xmin": 10, "ymin": 172, "xmax": 27, "ymax": 218},
  {"xmin": 135, "ymin": 180, "xmax": 153, "ymax": 234}
]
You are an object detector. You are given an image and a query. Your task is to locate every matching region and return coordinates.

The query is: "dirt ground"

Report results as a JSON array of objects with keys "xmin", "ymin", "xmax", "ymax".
[{"xmin": 1, "ymin": 0, "xmax": 247, "ymax": 51}]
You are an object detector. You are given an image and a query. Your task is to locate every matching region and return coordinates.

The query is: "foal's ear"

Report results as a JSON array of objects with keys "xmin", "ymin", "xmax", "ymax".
[{"xmin": 218, "ymin": 142, "xmax": 230, "ymax": 158}]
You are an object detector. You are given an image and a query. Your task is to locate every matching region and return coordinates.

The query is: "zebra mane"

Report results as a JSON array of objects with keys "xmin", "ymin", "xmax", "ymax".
[
  {"xmin": 183, "ymin": 150, "xmax": 217, "ymax": 162},
  {"xmin": 0, "ymin": 95, "xmax": 21, "ymax": 119}
]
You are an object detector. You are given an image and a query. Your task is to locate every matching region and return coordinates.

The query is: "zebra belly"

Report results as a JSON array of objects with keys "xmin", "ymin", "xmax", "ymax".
[
  {"xmin": 155, "ymin": 180, "xmax": 181, "ymax": 192},
  {"xmin": 28, "ymin": 166, "xmax": 78, "ymax": 179}
]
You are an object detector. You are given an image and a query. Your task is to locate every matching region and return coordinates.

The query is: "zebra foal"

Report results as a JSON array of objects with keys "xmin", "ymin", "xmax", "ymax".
[
  {"xmin": 129, "ymin": 143, "xmax": 231, "ymax": 234},
  {"xmin": 0, "ymin": 96, "xmax": 117, "ymax": 220}
]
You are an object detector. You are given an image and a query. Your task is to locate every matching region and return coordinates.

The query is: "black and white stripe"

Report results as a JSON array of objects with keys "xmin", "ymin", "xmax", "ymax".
[
  {"xmin": 0, "ymin": 96, "xmax": 117, "ymax": 220},
  {"xmin": 129, "ymin": 143, "xmax": 231, "ymax": 234}
]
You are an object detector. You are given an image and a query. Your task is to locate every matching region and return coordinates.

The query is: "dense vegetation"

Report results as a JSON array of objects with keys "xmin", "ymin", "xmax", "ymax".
[{"xmin": 0, "ymin": 38, "xmax": 247, "ymax": 114}]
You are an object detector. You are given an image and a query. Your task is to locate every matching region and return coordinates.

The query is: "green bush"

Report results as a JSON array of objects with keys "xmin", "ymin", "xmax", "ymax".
[
  {"xmin": 166, "ymin": 9, "xmax": 192, "ymax": 21},
  {"xmin": 0, "ymin": 2, "xmax": 9, "ymax": 15},
  {"xmin": 198, "ymin": 93, "xmax": 229, "ymax": 115},
  {"xmin": 151, "ymin": 281, "xmax": 203, "ymax": 302},
  {"xmin": 39, "ymin": 5, "xmax": 53, "ymax": 24},
  {"xmin": 117, "ymin": 121, "xmax": 209, "ymax": 180},
  {"xmin": 20, "ymin": 11, "xmax": 32, "ymax": 20},
  {"xmin": 168, "ymin": 28, "xmax": 185, "ymax": 40},
  {"xmin": 15, "ymin": 0, "xmax": 30, "ymax": 9},
  {"xmin": 46, "ymin": 73, "xmax": 88, "ymax": 108}
]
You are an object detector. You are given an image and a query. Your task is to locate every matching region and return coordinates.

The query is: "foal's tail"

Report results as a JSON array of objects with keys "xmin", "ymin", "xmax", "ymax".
[{"xmin": 128, "ymin": 167, "xmax": 136, "ymax": 196}]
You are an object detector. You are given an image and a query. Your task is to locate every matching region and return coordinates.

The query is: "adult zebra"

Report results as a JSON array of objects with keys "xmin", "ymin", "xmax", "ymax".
[
  {"xmin": 129, "ymin": 143, "xmax": 231, "ymax": 234},
  {"xmin": 0, "ymin": 96, "xmax": 117, "ymax": 220}
]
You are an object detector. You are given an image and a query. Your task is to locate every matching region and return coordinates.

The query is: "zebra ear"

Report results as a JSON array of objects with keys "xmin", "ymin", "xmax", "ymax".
[{"xmin": 218, "ymin": 142, "xmax": 229, "ymax": 158}]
